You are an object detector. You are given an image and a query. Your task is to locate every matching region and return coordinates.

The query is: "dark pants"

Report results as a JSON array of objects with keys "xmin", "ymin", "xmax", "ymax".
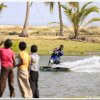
[
  {"xmin": 29, "ymin": 70, "xmax": 39, "ymax": 98},
  {"xmin": 0, "ymin": 67, "xmax": 15, "ymax": 97},
  {"xmin": 54, "ymin": 60, "xmax": 60, "ymax": 64}
]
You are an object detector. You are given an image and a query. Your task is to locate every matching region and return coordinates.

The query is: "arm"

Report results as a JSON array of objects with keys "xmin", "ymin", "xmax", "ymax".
[
  {"xmin": 14, "ymin": 54, "xmax": 22, "ymax": 67},
  {"xmin": 52, "ymin": 48, "xmax": 59, "ymax": 56},
  {"xmin": 13, "ymin": 57, "xmax": 16, "ymax": 67},
  {"xmin": 58, "ymin": 50, "xmax": 64, "ymax": 57},
  {"xmin": 28, "ymin": 58, "xmax": 31, "ymax": 72},
  {"xmin": 12, "ymin": 53, "xmax": 16, "ymax": 68},
  {"xmin": 30, "ymin": 57, "xmax": 35, "ymax": 64},
  {"xmin": 0, "ymin": 40, "xmax": 4, "ymax": 46},
  {"xmin": 28, "ymin": 56, "xmax": 35, "ymax": 72}
]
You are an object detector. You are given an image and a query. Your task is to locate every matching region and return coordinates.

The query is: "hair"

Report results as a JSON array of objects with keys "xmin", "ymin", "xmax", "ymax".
[
  {"xmin": 31, "ymin": 45, "xmax": 38, "ymax": 53},
  {"xmin": 60, "ymin": 45, "xmax": 64, "ymax": 47},
  {"xmin": 19, "ymin": 41, "xmax": 26, "ymax": 50},
  {"xmin": 59, "ymin": 45, "xmax": 64, "ymax": 50},
  {"xmin": 4, "ymin": 39, "xmax": 12, "ymax": 48}
]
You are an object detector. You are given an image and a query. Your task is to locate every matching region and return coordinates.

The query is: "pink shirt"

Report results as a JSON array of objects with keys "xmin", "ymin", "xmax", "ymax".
[{"xmin": 0, "ymin": 48, "xmax": 15, "ymax": 68}]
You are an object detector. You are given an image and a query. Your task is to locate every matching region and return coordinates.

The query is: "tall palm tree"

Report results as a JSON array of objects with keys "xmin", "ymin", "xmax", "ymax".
[
  {"xmin": 61, "ymin": 2, "xmax": 100, "ymax": 39},
  {"xmin": 19, "ymin": 2, "xmax": 30, "ymax": 37},
  {"xmin": 45, "ymin": 2, "xmax": 63, "ymax": 36},
  {"xmin": 58, "ymin": 2, "xmax": 63, "ymax": 36}
]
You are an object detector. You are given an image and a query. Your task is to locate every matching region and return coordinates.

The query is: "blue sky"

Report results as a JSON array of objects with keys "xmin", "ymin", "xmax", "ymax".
[{"xmin": 0, "ymin": 2, "xmax": 100, "ymax": 26}]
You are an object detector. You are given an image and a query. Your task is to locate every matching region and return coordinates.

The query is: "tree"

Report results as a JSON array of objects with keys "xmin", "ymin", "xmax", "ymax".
[
  {"xmin": 19, "ymin": 2, "xmax": 31, "ymax": 37},
  {"xmin": 58, "ymin": 2, "xmax": 63, "ymax": 36},
  {"xmin": 61, "ymin": 2, "xmax": 100, "ymax": 39},
  {"xmin": 0, "ymin": 3, "xmax": 7, "ymax": 13},
  {"xmin": 0, "ymin": 3, "xmax": 6, "ymax": 41},
  {"xmin": 45, "ymin": 2, "xmax": 63, "ymax": 36}
]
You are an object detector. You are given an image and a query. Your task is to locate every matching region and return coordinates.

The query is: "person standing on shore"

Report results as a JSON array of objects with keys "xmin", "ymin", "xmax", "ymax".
[
  {"xmin": 29, "ymin": 45, "xmax": 40, "ymax": 98},
  {"xmin": 17, "ymin": 41, "xmax": 32, "ymax": 98},
  {"xmin": 0, "ymin": 39, "xmax": 15, "ymax": 97}
]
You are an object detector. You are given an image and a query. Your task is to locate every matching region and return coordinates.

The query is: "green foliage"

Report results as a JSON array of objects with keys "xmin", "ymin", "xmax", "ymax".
[
  {"xmin": 0, "ymin": 3, "xmax": 7, "ymax": 12},
  {"xmin": 61, "ymin": 2, "xmax": 100, "ymax": 38},
  {"xmin": 11, "ymin": 40, "xmax": 20, "ymax": 54},
  {"xmin": 9, "ymin": 31, "xmax": 19, "ymax": 35},
  {"xmin": 45, "ymin": 2, "xmax": 55, "ymax": 13}
]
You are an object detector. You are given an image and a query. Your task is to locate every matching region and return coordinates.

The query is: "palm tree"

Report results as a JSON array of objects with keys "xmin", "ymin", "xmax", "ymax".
[
  {"xmin": 58, "ymin": 2, "xmax": 63, "ymax": 36},
  {"xmin": 0, "ymin": 3, "xmax": 6, "ymax": 44},
  {"xmin": 19, "ymin": 2, "xmax": 31, "ymax": 37},
  {"xmin": 45, "ymin": 2, "xmax": 63, "ymax": 36},
  {"xmin": 61, "ymin": 2, "xmax": 100, "ymax": 39},
  {"xmin": 0, "ymin": 3, "xmax": 7, "ymax": 12}
]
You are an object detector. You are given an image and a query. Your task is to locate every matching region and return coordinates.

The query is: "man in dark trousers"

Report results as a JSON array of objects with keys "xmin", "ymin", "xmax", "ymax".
[
  {"xmin": 29, "ymin": 45, "xmax": 39, "ymax": 98},
  {"xmin": 0, "ymin": 39, "xmax": 15, "ymax": 97}
]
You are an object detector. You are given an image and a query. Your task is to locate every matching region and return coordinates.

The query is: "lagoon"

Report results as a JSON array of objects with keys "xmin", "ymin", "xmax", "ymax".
[{"xmin": 2, "ymin": 56, "xmax": 100, "ymax": 98}]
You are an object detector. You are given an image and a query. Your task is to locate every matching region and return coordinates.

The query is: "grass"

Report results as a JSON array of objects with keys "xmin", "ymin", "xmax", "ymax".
[
  {"xmin": 9, "ymin": 37, "xmax": 100, "ymax": 56},
  {"xmin": 1, "ymin": 26, "xmax": 100, "ymax": 56}
]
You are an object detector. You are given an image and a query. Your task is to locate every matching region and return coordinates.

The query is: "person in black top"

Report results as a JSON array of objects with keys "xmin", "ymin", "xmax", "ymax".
[{"xmin": 48, "ymin": 45, "xmax": 64, "ymax": 66}]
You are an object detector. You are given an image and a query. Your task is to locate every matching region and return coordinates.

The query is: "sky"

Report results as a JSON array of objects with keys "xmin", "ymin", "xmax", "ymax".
[{"xmin": 0, "ymin": 2, "xmax": 100, "ymax": 26}]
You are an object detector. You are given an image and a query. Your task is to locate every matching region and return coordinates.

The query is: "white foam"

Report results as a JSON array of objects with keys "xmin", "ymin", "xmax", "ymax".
[{"xmin": 51, "ymin": 56, "xmax": 100, "ymax": 72}]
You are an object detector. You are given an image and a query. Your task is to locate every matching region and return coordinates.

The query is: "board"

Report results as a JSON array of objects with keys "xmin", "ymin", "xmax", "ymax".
[{"xmin": 39, "ymin": 66, "xmax": 70, "ymax": 72}]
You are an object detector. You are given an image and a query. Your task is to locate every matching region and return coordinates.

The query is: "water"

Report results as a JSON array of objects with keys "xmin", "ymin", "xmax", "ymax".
[
  {"xmin": 51, "ymin": 56, "xmax": 100, "ymax": 72},
  {"xmin": 2, "ymin": 56, "xmax": 100, "ymax": 98}
]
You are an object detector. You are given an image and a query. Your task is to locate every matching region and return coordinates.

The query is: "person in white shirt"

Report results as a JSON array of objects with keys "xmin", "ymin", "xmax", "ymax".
[{"xmin": 29, "ymin": 45, "xmax": 40, "ymax": 98}]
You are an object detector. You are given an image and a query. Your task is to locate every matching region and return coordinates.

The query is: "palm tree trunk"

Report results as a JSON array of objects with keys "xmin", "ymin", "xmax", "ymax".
[
  {"xmin": 58, "ymin": 2, "xmax": 63, "ymax": 36},
  {"xmin": 74, "ymin": 25, "xmax": 79, "ymax": 39},
  {"xmin": 19, "ymin": 2, "xmax": 30, "ymax": 37}
]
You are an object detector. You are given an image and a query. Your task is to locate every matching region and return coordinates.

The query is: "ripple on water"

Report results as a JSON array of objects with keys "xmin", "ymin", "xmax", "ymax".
[{"xmin": 2, "ymin": 56, "xmax": 100, "ymax": 98}]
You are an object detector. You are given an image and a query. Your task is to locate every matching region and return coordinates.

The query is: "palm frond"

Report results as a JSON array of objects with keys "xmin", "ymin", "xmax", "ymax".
[
  {"xmin": 83, "ymin": 18, "xmax": 100, "ymax": 27},
  {"xmin": 0, "ymin": 3, "xmax": 7, "ymax": 11},
  {"xmin": 62, "ymin": 4, "xmax": 77, "ymax": 26},
  {"xmin": 79, "ymin": 6, "xmax": 99, "ymax": 25},
  {"xmin": 64, "ymin": 10, "xmax": 73, "ymax": 24},
  {"xmin": 79, "ymin": 2, "xmax": 92, "ymax": 20},
  {"xmin": 69, "ymin": 2, "xmax": 79, "ymax": 12},
  {"xmin": 68, "ymin": 2, "xmax": 79, "ymax": 8},
  {"xmin": 45, "ymin": 2, "xmax": 54, "ymax": 13},
  {"xmin": 85, "ymin": 6, "xmax": 99, "ymax": 13},
  {"xmin": 81, "ymin": 2, "xmax": 92, "ymax": 10},
  {"xmin": 61, "ymin": 5, "xmax": 72, "ymax": 15},
  {"xmin": 61, "ymin": 4, "xmax": 68, "ymax": 11},
  {"xmin": 48, "ymin": 21, "xmax": 73, "ymax": 34}
]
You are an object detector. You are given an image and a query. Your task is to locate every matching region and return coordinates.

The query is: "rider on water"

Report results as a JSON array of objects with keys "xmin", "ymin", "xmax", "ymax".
[{"xmin": 48, "ymin": 45, "xmax": 64, "ymax": 66}]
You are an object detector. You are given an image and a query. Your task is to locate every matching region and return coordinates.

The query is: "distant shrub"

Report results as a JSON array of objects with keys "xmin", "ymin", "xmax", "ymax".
[
  {"xmin": 80, "ymin": 28, "xmax": 100, "ymax": 35},
  {"xmin": 30, "ymin": 31, "xmax": 57, "ymax": 36},
  {"xmin": 9, "ymin": 31, "xmax": 19, "ymax": 35},
  {"xmin": 30, "ymin": 31, "xmax": 40, "ymax": 35},
  {"xmin": 80, "ymin": 52, "xmax": 84, "ymax": 55}
]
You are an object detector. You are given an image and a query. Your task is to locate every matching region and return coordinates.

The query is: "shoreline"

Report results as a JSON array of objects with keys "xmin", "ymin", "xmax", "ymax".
[
  {"xmin": 0, "ymin": 25, "xmax": 100, "ymax": 56},
  {"xmin": 0, "ymin": 35, "xmax": 100, "ymax": 56}
]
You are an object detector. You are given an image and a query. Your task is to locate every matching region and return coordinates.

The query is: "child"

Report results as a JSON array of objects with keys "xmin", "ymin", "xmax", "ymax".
[
  {"xmin": 0, "ymin": 39, "xmax": 15, "ymax": 97},
  {"xmin": 17, "ymin": 41, "xmax": 32, "ymax": 98},
  {"xmin": 29, "ymin": 45, "xmax": 40, "ymax": 98}
]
